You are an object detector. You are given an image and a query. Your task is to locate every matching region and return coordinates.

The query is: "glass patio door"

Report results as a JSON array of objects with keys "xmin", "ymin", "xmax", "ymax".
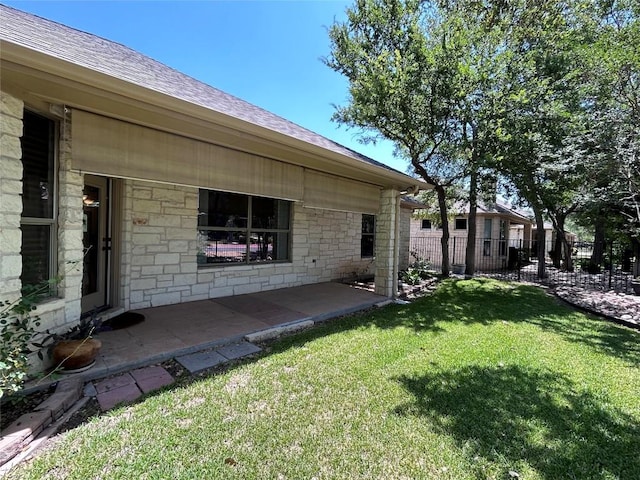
[{"xmin": 81, "ymin": 175, "xmax": 109, "ymax": 314}]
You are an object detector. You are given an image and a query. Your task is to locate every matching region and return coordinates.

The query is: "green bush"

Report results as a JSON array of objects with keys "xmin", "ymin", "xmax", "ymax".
[
  {"xmin": 0, "ymin": 281, "xmax": 56, "ymax": 399},
  {"xmin": 400, "ymin": 255, "xmax": 433, "ymax": 285}
]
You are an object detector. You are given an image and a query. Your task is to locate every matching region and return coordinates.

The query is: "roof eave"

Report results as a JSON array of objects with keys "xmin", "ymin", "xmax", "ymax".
[{"xmin": 1, "ymin": 41, "xmax": 431, "ymax": 192}]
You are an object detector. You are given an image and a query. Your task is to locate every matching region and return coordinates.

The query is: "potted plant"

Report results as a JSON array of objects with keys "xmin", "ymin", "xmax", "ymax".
[{"xmin": 36, "ymin": 311, "xmax": 103, "ymax": 372}]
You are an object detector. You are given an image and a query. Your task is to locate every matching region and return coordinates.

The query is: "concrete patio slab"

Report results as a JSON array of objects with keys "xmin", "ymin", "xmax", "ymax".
[
  {"xmin": 213, "ymin": 296, "xmax": 308, "ymax": 324},
  {"xmin": 18, "ymin": 282, "xmax": 386, "ymax": 388},
  {"xmin": 176, "ymin": 350, "xmax": 228, "ymax": 374},
  {"xmin": 216, "ymin": 341, "xmax": 262, "ymax": 360}
]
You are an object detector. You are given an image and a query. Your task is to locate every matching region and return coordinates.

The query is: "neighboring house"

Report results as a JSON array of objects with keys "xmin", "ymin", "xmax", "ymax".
[
  {"xmin": 510, "ymin": 222, "xmax": 578, "ymax": 259},
  {"xmin": 410, "ymin": 201, "xmax": 534, "ymax": 270},
  {"xmin": 0, "ymin": 5, "xmax": 429, "ymax": 361}
]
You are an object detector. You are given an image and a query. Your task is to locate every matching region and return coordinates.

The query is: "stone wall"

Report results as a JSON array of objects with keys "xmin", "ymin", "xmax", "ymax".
[
  {"xmin": 124, "ymin": 180, "xmax": 199, "ymax": 309},
  {"xmin": 0, "ymin": 93, "xmax": 85, "ymax": 371},
  {"xmin": 123, "ymin": 180, "xmax": 375, "ymax": 309},
  {"xmin": 56, "ymin": 109, "xmax": 84, "ymax": 325},
  {"xmin": 375, "ymin": 189, "xmax": 399, "ymax": 297},
  {"xmin": 0, "ymin": 91, "xmax": 24, "ymax": 302}
]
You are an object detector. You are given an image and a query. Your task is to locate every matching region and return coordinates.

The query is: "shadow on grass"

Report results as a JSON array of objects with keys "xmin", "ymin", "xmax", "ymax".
[
  {"xmin": 394, "ymin": 365, "xmax": 640, "ymax": 479},
  {"xmin": 364, "ymin": 278, "xmax": 640, "ymax": 366},
  {"xmin": 55, "ymin": 279, "xmax": 639, "ymax": 443}
]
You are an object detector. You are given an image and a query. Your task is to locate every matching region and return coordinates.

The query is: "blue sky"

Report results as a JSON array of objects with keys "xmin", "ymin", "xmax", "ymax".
[{"xmin": 4, "ymin": 0, "xmax": 408, "ymax": 172}]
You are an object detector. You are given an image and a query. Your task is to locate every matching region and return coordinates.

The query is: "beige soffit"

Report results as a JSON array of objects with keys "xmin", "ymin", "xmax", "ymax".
[
  {"xmin": 303, "ymin": 170, "xmax": 381, "ymax": 214},
  {"xmin": 72, "ymin": 109, "xmax": 305, "ymax": 201}
]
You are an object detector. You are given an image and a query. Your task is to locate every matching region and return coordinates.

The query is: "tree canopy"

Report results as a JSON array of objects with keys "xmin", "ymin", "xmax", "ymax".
[{"xmin": 326, "ymin": 0, "xmax": 640, "ymax": 277}]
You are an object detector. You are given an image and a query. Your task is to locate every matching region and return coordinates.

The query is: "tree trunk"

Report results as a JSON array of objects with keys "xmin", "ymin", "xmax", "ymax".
[
  {"xmin": 591, "ymin": 221, "xmax": 606, "ymax": 268},
  {"xmin": 554, "ymin": 216, "xmax": 574, "ymax": 272},
  {"xmin": 546, "ymin": 206, "xmax": 577, "ymax": 272},
  {"xmin": 410, "ymin": 159, "xmax": 451, "ymax": 277},
  {"xmin": 561, "ymin": 236, "xmax": 574, "ymax": 271},
  {"xmin": 465, "ymin": 168, "xmax": 478, "ymax": 277},
  {"xmin": 633, "ymin": 239, "xmax": 640, "ymax": 277},
  {"xmin": 436, "ymin": 184, "xmax": 450, "ymax": 277}
]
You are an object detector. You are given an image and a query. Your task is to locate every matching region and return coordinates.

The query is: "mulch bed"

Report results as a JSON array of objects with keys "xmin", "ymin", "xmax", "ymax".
[{"xmin": 1, "ymin": 385, "xmax": 57, "ymax": 431}]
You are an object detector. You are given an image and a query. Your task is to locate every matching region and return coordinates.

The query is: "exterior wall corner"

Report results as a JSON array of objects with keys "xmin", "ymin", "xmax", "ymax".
[{"xmin": 374, "ymin": 188, "xmax": 400, "ymax": 297}]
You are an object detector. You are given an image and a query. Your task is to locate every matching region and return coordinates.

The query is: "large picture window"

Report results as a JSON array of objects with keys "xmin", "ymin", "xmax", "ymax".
[
  {"xmin": 20, "ymin": 110, "xmax": 56, "ymax": 289},
  {"xmin": 197, "ymin": 190, "xmax": 291, "ymax": 265},
  {"xmin": 361, "ymin": 214, "xmax": 375, "ymax": 258}
]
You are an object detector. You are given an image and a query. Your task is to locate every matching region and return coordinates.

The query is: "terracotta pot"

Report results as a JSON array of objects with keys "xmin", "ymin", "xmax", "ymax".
[{"xmin": 52, "ymin": 338, "xmax": 102, "ymax": 370}]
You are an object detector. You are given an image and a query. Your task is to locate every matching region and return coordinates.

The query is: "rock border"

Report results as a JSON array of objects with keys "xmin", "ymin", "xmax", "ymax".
[{"xmin": 551, "ymin": 287, "xmax": 640, "ymax": 331}]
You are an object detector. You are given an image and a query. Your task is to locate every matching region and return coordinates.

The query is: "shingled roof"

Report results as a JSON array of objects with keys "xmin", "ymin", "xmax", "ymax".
[{"xmin": 0, "ymin": 4, "xmax": 402, "ymax": 175}]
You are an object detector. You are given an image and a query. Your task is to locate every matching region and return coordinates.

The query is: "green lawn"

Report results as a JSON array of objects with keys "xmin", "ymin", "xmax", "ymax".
[{"xmin": 7, "ymin": 279, "xmax": 640, "ymax": 479}]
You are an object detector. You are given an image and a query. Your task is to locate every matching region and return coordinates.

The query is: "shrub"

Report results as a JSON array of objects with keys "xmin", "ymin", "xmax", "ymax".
[
  {"xmin": 401, "ymin": 255, "xmax": 433, "ymax": 285},
  {"xmin": 0, "ymin": 282, "xmax": 52, "ymax": 399}
]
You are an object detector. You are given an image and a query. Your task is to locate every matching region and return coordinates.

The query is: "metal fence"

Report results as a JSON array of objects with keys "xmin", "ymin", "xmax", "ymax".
[{"xmin": 409, "ymin": 236, "xmax": 638, "ymax": 294}]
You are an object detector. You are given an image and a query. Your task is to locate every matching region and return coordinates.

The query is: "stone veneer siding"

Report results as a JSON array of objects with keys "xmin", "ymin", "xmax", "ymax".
[
  {"xmin": 123, "ymin": 179, "xmax": 377, "ymax": 310},
  {"xmin": 374, "ymin": 189, "xmax": 399, "ymax": 297},
  {"xmin": 56, "ymin": 109, "xmax": 84, "ymax": 323},
  {"xmin": 0, "ymin": 93, "xmax": 85, "ymax": 371},
  {"xmin": 0, "ymin": 91, "xmax": 24, "ymax": 301}
]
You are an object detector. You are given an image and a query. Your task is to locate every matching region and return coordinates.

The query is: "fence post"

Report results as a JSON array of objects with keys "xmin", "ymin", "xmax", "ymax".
[
  {"xmin": 453, "ymin": 237, "xmax": 456, "ymax": 265},
  {"xmin": 609, "ymin": 242, "xmax": 613, "ymax": 290},
  {"xmin": 518, "ymin": 239, "xmax": 522, "ymax": 282}
]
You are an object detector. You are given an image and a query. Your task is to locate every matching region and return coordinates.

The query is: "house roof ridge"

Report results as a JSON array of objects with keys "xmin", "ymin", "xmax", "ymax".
[{"xmin": 0, "ymin": 3, "xmax": 405, "ymax": 176}]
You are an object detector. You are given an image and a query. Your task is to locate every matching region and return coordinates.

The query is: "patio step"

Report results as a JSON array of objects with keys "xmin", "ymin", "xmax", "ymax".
[{"xmin": 244, "ymin": 319, "xmax": 314, "ymax": 343}]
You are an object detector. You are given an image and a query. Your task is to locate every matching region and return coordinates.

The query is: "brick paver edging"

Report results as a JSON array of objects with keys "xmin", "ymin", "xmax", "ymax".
[{"xmin": 0, "ymin": 377, "xmax": 83, "ymax": 467}]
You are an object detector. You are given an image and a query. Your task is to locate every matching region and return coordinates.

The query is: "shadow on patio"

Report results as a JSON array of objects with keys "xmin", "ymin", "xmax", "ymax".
[{"xmin": 85, "ymin": 282, "xmax": 386, "ymax": 382}]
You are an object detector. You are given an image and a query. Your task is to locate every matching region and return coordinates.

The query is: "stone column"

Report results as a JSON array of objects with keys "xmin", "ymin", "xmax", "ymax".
[
  {"xmin": 57, "ymin": 108, "xmax": 84, "ymax": 321},
  {"xmin": 0, "ymin": 91, "xmax": 24, "ymax": 301},
  {"xmin": 375, "ymin": 188, "xmax": 399, "ymax": 298}
]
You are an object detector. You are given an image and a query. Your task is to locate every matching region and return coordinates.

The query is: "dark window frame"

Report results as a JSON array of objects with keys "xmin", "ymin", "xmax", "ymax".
[
  {"xmin": 499, "ymin": 219, "xmax": 508, "ymax": 256},
  {"xmin": 361, "ymin": 214, "xmax": 376, "ymax": 258},
  {"xmin": 421, "ymin": 219, "xmax": 432, "ymax": 230},
  {"xmin": 454, "ymin": 218, "xmax": 467, "ymax": 230},
  {"xmin": 20, "ymin": 110, "xmax": 58, "ymax": 291},
  {"xmin": 197, "ymin": 189, "xmax": 292, "ymax": 266},
  {"xmin": 483, "ymin": 218, "xmax": 492, "ymax": 256}
]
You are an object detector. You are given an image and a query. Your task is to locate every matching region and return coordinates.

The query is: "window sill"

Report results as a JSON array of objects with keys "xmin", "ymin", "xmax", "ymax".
[{"xmin": 197, "ymin": 260, "xmax": 292, "ymax": 270}]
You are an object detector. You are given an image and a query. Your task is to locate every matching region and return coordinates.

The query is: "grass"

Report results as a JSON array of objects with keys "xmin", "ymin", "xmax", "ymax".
[{"xmin": 6, "ymin": 279, "xmax": 640, "ymax": 479}]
